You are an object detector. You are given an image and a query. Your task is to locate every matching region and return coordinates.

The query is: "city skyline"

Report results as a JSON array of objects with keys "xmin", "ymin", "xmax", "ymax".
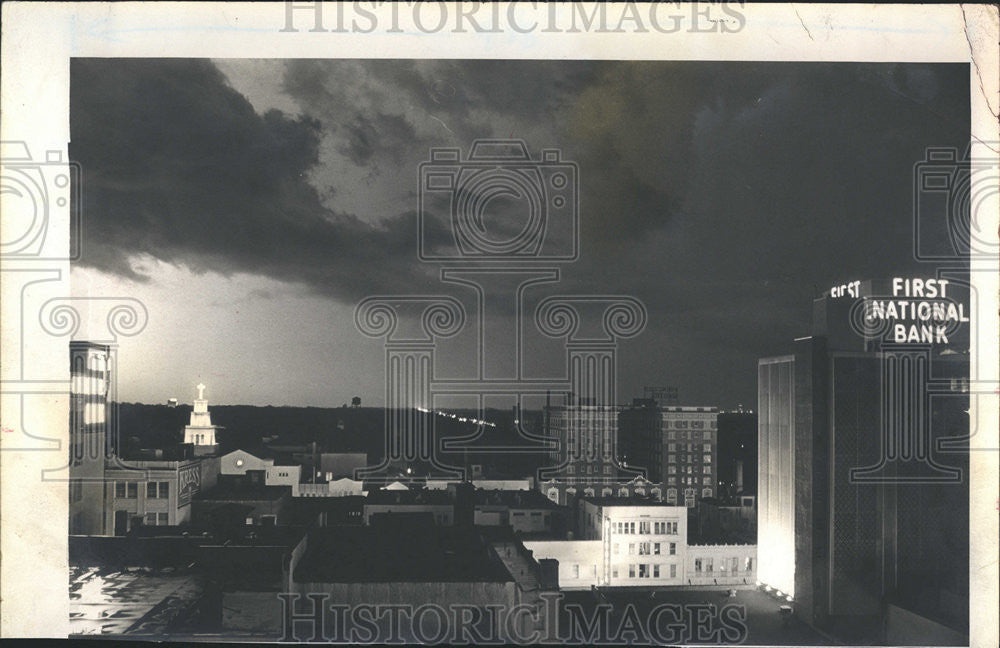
[{"xmin": 68, "ymin": 59, "xmax": 969, "ymax": 408}]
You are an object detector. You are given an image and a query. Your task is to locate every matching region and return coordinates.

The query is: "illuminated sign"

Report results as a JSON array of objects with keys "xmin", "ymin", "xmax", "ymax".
[{"xmin": 862, "ymin": 277, "xmax": 968, "ymax": 344}]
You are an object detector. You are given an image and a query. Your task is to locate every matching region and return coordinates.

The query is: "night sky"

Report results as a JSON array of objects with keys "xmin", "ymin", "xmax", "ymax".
[{"xmin": 69, "ymin": 59, "xmax": 969, "ymax": 408}]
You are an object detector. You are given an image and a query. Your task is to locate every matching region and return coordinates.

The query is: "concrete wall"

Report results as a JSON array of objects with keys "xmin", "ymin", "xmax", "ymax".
[
  {"xmin": 685, "ymin": 544, "xmax": 756, "ymax": 587},
  {"xmin": 757, "ymin": 356, "xmax": 796, "ymax": 598},
  {"xmin": 522, "ymin": 541, "xmax": 602, "ymax": 589},
  {"xmin": 885, "ymin": 604, "xmax": 968, "ymax": 646},
  {"xmin": 220, "ymin": 450, "xmax": 273, "ymax": 475},
  {"xmin": 266, "ymin": 465, "xmax": 301, "ymax": 487}
]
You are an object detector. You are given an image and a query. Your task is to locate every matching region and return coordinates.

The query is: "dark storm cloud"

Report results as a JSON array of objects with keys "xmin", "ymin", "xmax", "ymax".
[
  {"xmin": 71, "ymin": 58, "xmax": 969, "ymax": 406},
  {"xmin": 70, "ymin": 58, "xmax": 436, "ymax": 299}
]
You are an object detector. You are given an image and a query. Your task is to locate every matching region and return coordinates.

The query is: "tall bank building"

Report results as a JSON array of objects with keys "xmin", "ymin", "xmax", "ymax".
[{"xmin": 758, "ymin": 277, "xmax": 969, "ymax": 645}]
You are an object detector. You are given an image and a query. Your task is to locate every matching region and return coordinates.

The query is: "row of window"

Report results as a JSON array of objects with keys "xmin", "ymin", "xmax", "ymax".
[
  {"xmin": 114, "ymin": 481, "xmax": 169, "ymax": 499},
  {"xmin": 668, "ymin": 443, "xmax": 712, "ymax": 452},
  {"xmin": 144, "ymin": 512, "xmax": 169, "ymax": 526},
  {"xmin": 666, "ymin": 476, "xmax": 714, "ymax": 486},
  {"xmin": 693, "ymin": 557, "xmax": 753, "ymax": 573},
  {"xmin": 613, "ymin": 521, "xmax": 678, "ymax": 535},
  {"xmin": 667, "ymin": 465, "xmax": 712, "ymax": 474},
  {"xmin": 566, "ymin": 465, "xmax": 613, "ymax": 474},
  {"xmin": 619, "ymin": 563, "xmax": 677, "ymax": 579},
  {"xmin": 663, "ymin": 420, "xmax": 716, "ymax": 430},
  {"xmin": 666, "ymin": 430, "xmax": 714, "ymax": 440},
  {"xmin": 613, "ymin": 541, "xmax": 678, "ymax": 556},
  {"xmin": 665, "ymin": 488, "xmax": 713, "ymax": 500},
  {"xmin": 667, "ymin": 454, "xmax": 712, "ymax": 464}
]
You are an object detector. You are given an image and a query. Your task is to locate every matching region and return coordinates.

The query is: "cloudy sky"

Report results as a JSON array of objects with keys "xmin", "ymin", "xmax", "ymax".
[{"xmin": 69, "ymin": 59, "xmax": 969, "ymax": 408}]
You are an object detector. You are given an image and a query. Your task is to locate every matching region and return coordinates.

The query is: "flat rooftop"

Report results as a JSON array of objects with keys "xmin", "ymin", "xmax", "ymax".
[
  {"xmin": 582, "ymin": 496, "xmax": 683, "ymax": 508},
  {"xmin": 293, "ymin": 524, "xmax": 512, "ymax": 584}
]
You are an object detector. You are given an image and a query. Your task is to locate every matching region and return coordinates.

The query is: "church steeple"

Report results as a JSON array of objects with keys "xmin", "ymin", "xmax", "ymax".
[{"xmin": 183, "ymin": 383, "xmax": 219, "ymax": 454}]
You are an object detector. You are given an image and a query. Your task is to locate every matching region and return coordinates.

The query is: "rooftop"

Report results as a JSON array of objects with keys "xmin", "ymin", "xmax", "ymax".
[
  {"xmin": 364, "ymin": 488, "xmax": 454, "ymax": 505},
  {"xmin": 195, "ymin": 483, "xmax": 290, "ymax": 502},
  {"xmin": 582, "ymin": 496, "xmax": 683, "ymax": 508},
  {"xmin": 293, "ymin": 524, "xmax": 513, "ymax": 584},
  {"xmin": 473, "ymin": 489, "xmax": 561, "ymax": 509}
]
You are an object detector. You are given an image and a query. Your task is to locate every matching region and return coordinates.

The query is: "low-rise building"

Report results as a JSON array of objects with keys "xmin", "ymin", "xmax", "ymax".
[
  {"xmin": 193, "ymin": 475, "xmax": 292, "ymax": 527},
  {"xmin": 104, "ymin": 452, "xmax": 220, "ymax": 535},
  {"xmin": 473, "ymin": 489, "xmax": 565, "ymax": 534},
  {"xmin": 363, "ymin": 488, "xmax": 454, "ymax": 526},
  {"xmin": 524, "ymin": 496, "xmax": 756, "ymax": 590}
]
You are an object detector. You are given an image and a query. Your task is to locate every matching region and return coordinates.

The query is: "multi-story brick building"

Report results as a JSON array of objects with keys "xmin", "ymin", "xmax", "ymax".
[{"xmin": 619, "ymin": 402, "xmax": 719, "ymax": 507}]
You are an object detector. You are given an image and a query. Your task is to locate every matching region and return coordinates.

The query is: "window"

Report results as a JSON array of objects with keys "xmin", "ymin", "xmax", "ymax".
[
  {"xmin": 612, "ymin": 567, "xmax": 618, "ymax": 578},
  {"xmin": 703, "ymin": 454, "xmax": 712, "ymax": 463},
  {"xmin": 639, "ymin": 521, "xmax": 650, "ymax": 534},
  {"xmin": 703, "ymin": 443, "xmax": 711, "ymax": 451},
  {"xmin": 629, "ymin": 522, "xmax": 635, "ymax": 534},
  {"xmin": 669, "ymin": 542, "xmax": 676, "ymax": 555},
  {"xmin": 667, "ymin": 431, "xmax": 676, "ymax": 440},
  {"xmin": 669, "ymin": 564, "xmax": 677, "ymax": 578},
  {"xmin": 638, "ymin": 564, "xmax": 649, "ymax": 578},
  {"xmin": 731, "ymin": 557, "xmax": 739, "ymax": 572},
  {"xmin": 666, "ymin": 488, "xmax": 677, "ymax": 502},
  {"xmin": 654, "ymin": 543, "xmax": 661, "ymax": 555},
  {"xmin": 668, "ymin": 443, "xmax": 676, "ymax": 451},
  {"xmin": 145, "ymin": 513, "xmax": 157, "ymax": 526},
  {"xmin": 653, "ymin": 565, "xmax": 660, "ymax": 578},
  {"xmin": 602, "ymin": 488, "xmax": 613, "ymax": 497},
  {"xmin": 629, "ymin": 565, "xmax": 636, "ymax": 578},
  {"xmin": 703, "ymin": 477, "xmax": 712, "ymax": 485},
  {"xmin": 618, "ymin": 488, "xmax": 629, "ymax": 497},
  {"xmin": 668, "ymin": 454, "xmax": 676, "ymax": 464},
  {"xmin": 147, "ymin": 481, "xmax": 169, "ymax": 499},
  {"xmin": 695, "ymin": 559, "xmax": 702, "ymax": 573},
  {"xmin": 638, "ymin": 542, "xmax": 650, "ymax": 555},
  {"xmin": 702, "ymin": 488, "xmax": 713, "ymax": 498},
  {"xmin": 115, "ymin": 482, "xmax": 126, "ymax": 498},
  {"xmin": 667, "ymin": 477, "xmax": 677, "ymax": 485},
  {"xmin": 567, "ymin": 465, "xmax": 575, "ymax": 474},
  {"xmin": 706, "ymin": 558, "xmax": 714, "ymax": 572},
  {"xmin": 603, "ymin": 466, "xmax": 611, "ymax": 475},
  {"xmin": 745, "ymin": 557, "xmax": 753, "ymax": 572},
  {"xmin": 628, "ymin": 543, "xmax": 635, "ymax": 555}
]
